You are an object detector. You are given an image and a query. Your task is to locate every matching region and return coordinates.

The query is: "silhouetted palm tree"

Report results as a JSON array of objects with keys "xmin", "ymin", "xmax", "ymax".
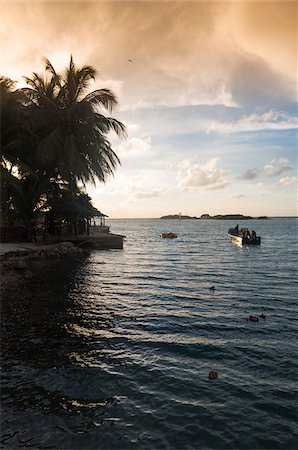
[
  {"xmin": 21, "ymin": 56, "xmax": 126, "ymax": 186},
  {"xmin": 1, "ymin": 59, "xmax": 125, "ymax": 237},
  {"xmin": 0, "ymin": 77, "xmax": 38, "ymax": 230},
  {"xmin": 0, "ymin": 76, "xmax": 27, "ymax": 170}
]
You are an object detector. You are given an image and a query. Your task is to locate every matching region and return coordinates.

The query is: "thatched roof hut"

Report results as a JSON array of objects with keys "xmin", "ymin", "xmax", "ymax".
[{"xmin": 46, "ymin": 192, "xmax": 108, "ymax": 236}]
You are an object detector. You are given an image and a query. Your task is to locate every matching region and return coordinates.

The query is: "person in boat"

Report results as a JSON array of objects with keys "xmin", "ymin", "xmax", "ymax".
[{"xmin": 251, "ymin": 230, "xmax": 257, "ymax": 240}]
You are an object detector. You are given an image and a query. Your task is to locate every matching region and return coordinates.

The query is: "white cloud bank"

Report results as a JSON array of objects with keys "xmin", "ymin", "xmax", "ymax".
[
  {"xmin": 178, "ymin": 157, "xmax": 229, "ymax": 191},
  {"xmin": 239, "ymin": 158, "xmax": 293, "ymax": 181},
  {"xmin": 116, "ymin": 136, "xmax": 151, "ymax": 155},
  {"xmin": 264, "ymin": 158, "xmax": 293, "ymax": 177},
  {"xmin": 207, "ymin": 110, "xmax": 297, "ymax": 134},
  {"xmin": 126, "ymin": 175, "xmax": 169, "ymax": 201},
  {"xmin": 130, "ymin": 188, "xmax": 168, "ymax": 200},
  {"xmin": 229, "ymin": 193, "xmax": 247, "ymax": 199},
  {"xmin": 278, "ymin": 176, "xmax": 297, "ymax": 186}
]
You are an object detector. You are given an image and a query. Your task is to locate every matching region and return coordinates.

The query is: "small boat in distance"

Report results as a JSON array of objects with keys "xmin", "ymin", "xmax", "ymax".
[
  {"xmin": 161, "ymin": 232, "xmax": 177, "ymax": 239},
  {"xmin": 228, "ymin": 225, "xmax": 261, "ymax": 245}
]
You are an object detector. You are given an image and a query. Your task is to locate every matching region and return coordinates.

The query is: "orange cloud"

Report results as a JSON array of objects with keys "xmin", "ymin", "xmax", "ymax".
[{"xmin": 0, "ymin": 1, "xmax": 296, "ymax": 109}]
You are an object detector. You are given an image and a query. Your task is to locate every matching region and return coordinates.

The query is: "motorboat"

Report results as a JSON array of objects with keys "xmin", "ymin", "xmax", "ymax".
[{"xmin": 228, "ymin": 225, "xmax": 261, "ymax": 245}]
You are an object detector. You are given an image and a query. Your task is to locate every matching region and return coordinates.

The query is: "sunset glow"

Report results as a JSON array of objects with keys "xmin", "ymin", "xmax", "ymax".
[{"xmin": 1, "ymin": 1, "xmax": 297, "ymax": 217}]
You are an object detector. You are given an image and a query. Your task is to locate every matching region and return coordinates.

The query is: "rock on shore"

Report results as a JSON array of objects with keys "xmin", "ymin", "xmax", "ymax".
[{"xmin": 0, "ymin": 242, "xmax": 89, "ymax": 274}]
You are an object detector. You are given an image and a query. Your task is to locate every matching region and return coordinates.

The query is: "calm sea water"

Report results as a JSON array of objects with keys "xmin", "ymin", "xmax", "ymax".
[{"xmin": 1, "ymin": 218, "xmax": 297, "ymax": 449}]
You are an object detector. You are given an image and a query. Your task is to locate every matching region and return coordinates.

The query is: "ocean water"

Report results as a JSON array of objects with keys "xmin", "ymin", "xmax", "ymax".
[{"xmin": 1, "ymin": 218, "xmax": 297, "ymax": 449}]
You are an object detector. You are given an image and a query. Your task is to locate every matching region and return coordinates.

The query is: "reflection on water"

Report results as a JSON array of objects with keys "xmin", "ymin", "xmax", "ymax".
[{"xmin": 1, "ymin": 218, "xmax": 297, "ymax": 449}]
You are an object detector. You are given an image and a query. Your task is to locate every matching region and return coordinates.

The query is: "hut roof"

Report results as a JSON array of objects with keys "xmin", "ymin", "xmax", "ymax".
[{"xmin": 50, "ymin": 193, "xmax": 108, "ymax": 217}]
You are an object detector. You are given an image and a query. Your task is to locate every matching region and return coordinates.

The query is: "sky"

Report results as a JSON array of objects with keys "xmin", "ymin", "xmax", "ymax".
[{"xmin": 1, "ymin": 0, "xmax": 297, "ymax": 218}]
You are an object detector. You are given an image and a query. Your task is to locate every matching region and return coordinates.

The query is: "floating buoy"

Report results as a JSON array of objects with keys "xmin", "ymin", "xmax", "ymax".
[
  {"xmin": 208, "ymin": 370, "xmax": 218, "ymax": 380},
  {"xmin": 160, "ymin": 232, "xmax": 177, "ymax": 238},
  {"xmin": 247, "ymin": 315, "xmax": 259, "ymax": 322},
  {"xmin": 282, "ymin": 358, "xmax": 292, "ymax": 364}
]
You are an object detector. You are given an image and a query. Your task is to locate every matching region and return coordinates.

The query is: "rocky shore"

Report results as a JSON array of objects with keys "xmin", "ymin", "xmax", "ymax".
[{"xmin": 0, "ymin": 242, "xmax": 89, "ymax": 282}]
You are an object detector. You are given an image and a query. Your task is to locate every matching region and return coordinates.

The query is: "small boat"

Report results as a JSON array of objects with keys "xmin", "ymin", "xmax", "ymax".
[
  {"xmin": 228, "ymin": 225, "xmax": 261, "ymax": 245},
  {"xmin": 161, "ymin": 232, "xmax": 177, "ymax": 238}
]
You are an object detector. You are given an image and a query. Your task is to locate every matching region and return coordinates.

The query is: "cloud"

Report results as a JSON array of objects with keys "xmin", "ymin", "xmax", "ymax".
[
  {"xmin": 239, "ymin": 168, "xmax": 260, "ymax": 180},
  {"xmin": 264, "ymin": 158, "xmax": 293, "ymax": 177},
  {"xmin": 229, "ymin": 193, "xmax": 247, "ymax": 199},
  {"xmin": 130, "ymin": 188, "xmax": 168, "ymax": 200},
  {"xmin": 229, "ymin": 55, "xmax": 296, "ymax": 108},
  {"xmin": 230, "ymin": 2, "xmax": 296, "ymax": 77},
  {"xmin": 98, "ymin": 79, "xmax": 123, "ymax": 98},
  {"xmin": 122, "ymin": 82, "xmax": 238, "ymax": 111},
  {"xmin": 126, "ymin": 122, "xmax": 141, "ymax": 133},
  {"xmin": 238, "ymin": 158, "xmax": 293, "ymax": 183},
  {"xmin": 278, "ymin": 177, "xmax": 297, "ymax": 186},
  {"xmin": 126, "ymin": 174, "xmax": 169, "ymax": 201},
  {"xmin": 256, "ymin": 182, "xmax": 265, "ymax": 189},
  {"xmin": 1, "ymin": 2, "xmax": 296, "ymax": 111},
  {"xmin": 178, "ymin": 157, "xmax": 229, "ymax": 191},
  {"xmin": 207, "ymin": 110, "xmax": 297, "ymax": 134},
  {"xmin": 116, "ymin": 136, "xmax": 151, "ymax": 155}
]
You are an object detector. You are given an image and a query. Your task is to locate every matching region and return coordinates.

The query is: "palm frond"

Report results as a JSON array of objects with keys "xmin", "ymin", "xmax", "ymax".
[
  {"xmin": 84, "ymin": 89, "xmax": 118, "ymax": 112},
  {"xmin": 43, "ymin": 57, "xmax": 57, "ymax": 77},
  {"xmin": 93, "ymin": 113, "xmax": 126, "ymax": 138},
  {"xmin": 36, "ymin": 127, "xmax": 65, "ymax": 169},
  {"xmin": 3, "ymin": 56, "xmax": 124, "ymax": 199}
]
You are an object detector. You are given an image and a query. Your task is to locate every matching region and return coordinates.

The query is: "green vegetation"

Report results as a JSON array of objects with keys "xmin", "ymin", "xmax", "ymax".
[
  {"xmin": 201, "ymin": 214, "xmax": 268, "ymax": 220},
  {"xmin": 200, "ymin": 214, "xmax": 211, "ymax": 219},
  {"xmin": 160, "ymin": 213, "xmax": 268, "ymax": 220},
  {"xmin": 212, "ymin": 214, "xmax": 253, "ymax": 220},
  {"xmin": 161, "ymin": 214, "xmax": 268, "ymax": 220},
  {"xmin": 160, "ymin": 214, "xmax": 198, "ymax": 219},
  {"xmin": 0, "ymin": 56, "xmax": 126, "ymax": 238}
]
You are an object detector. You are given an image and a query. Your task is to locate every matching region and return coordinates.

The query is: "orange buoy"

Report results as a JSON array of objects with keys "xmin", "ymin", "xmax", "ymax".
[{"xmin": 208, "ymin": 370, "xmax": 218, "ymax": 380}]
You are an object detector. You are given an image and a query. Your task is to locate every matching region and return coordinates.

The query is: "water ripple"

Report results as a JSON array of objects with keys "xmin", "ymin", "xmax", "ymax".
[{"xmin": 1, "ymin": 218, "xmax": 297, "ymax": 449}]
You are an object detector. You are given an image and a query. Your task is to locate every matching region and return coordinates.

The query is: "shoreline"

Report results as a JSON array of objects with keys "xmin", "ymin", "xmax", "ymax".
[{"xmin": 0, "ymin": 241, "xmax": 89, "ymax": 283}]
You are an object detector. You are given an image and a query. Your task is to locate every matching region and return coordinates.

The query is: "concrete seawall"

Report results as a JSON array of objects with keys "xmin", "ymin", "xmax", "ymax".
[
  {"xmin": 55, "ymin": 232, "xmax": 125, "ymax": 249},
  {"xmin": 0, "ymin": 232, "xmax": 125, "ymax": 279}
]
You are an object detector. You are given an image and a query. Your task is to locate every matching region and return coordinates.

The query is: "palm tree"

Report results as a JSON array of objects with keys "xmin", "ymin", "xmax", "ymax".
[
  {"xmin": 45, "ymin": 182, "xmax": 100, "ymax": 236},
  {"xmin": 1, "ymin": 59, "xmax": 125, "ymax": 238},
  {"xmin": 0, "ymin": 76, "xmax": 28, "ymax": 171},
  {"xmin": 0, "ymin": 76, "xmax": 39, "ymax": 232},
  {"xmin": 21, "ymin": 56, "xmax": 126, "ymax": 186}
]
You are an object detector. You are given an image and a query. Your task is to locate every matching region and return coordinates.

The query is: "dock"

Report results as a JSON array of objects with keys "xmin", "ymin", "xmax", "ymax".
[
  {"xmin": 51, "ymin": 230, "xmax": 125, "ymax": 249},
  {"xmin": 0, "ymin": 226, "xmax": 125, "ymax": 259}
]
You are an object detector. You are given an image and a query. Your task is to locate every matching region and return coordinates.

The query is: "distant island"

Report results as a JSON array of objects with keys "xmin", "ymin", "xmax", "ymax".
[
  {"xmin": 160, "ymin": 214, "xmax": 198, "ymax": 219},
  {"xmin": 210, "ymin": 214, "xmax": 268, "ymax": 220},
  {"xmin": 160, "ymin": 214, "xmax": 268, "ymax": 220}
]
